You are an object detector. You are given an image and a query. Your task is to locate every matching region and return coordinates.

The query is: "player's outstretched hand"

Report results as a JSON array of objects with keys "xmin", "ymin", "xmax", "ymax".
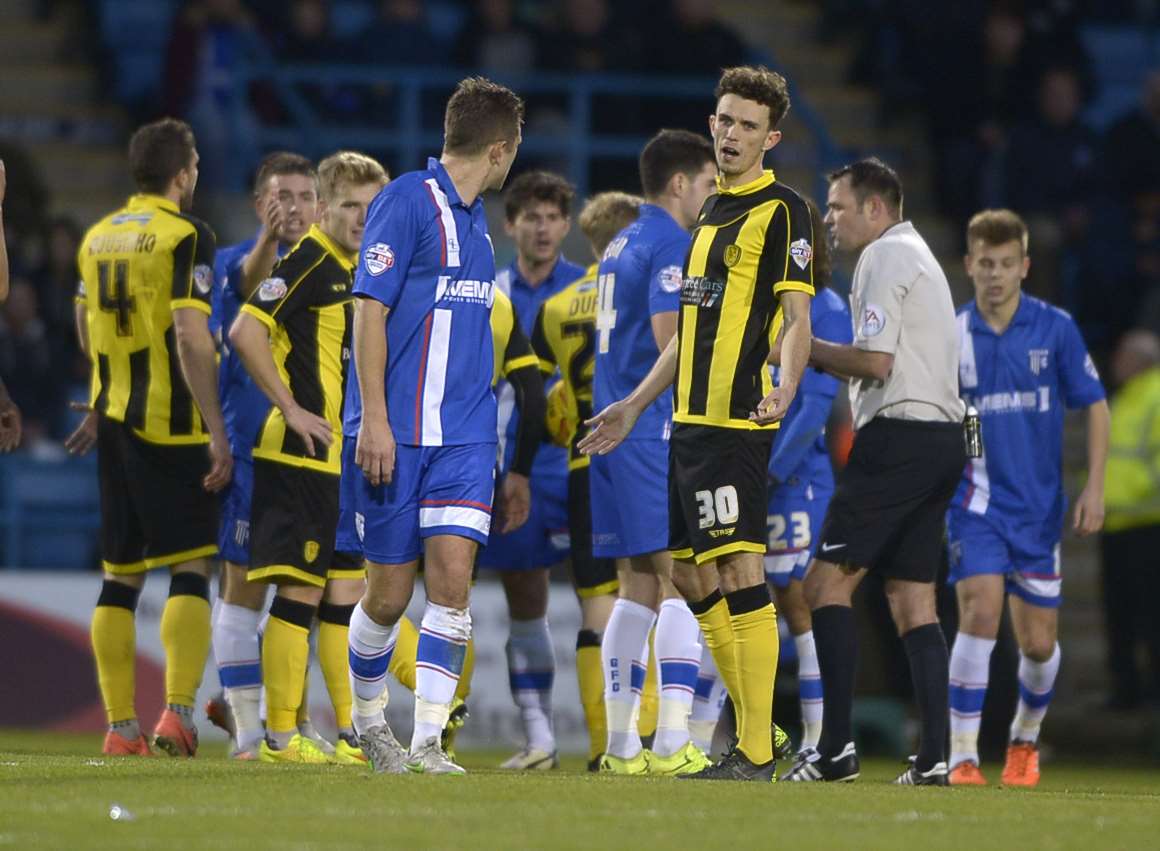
[
  {"xmin": 284, "ymin": 403, "xmax": 334, "ymax": 459},
  {"xmin": 203, "ymin": 431, "xmax": 233, "ymax": 493},
  {"xmin": 496, "ymin": 471, "xmax": 531, "ymax": 534},
  {"xmin": 1072, "ymin": 481, "xmax": 1105, "ymax": 536},
  {"xmin": 0, "ymin": 395, "xmax": 21, "ymax": 452},
  {"xmin": 356, "ymin": 418, "xmax": 396, "ymax": 486},
  {"xmin": 750, "ymin": 383, "xmax": 796, "ymax": 425},
  {"xmin": 64, "ymin": 402, "xmax": 97, "ymax": 455},
  {"xmin": 578, "ymin": 399, "xmax": 639, "ymax": 456}
]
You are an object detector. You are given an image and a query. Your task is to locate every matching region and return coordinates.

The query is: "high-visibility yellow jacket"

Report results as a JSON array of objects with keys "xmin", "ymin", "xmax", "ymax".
[{"xmin": 1105, "ymin": 367, "xmax": 1160, "ymax": 532}]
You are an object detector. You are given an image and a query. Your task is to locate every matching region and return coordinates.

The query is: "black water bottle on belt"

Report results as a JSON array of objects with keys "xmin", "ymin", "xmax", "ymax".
[{"xmin": 964, "ymin": 405, "xmax": 983, "ymax": 458}]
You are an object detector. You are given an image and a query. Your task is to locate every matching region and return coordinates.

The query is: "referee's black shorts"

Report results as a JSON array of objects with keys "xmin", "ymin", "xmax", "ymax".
[{"xmin": 816, "ymin": 417, "xmax": 965, "ymax": 582}]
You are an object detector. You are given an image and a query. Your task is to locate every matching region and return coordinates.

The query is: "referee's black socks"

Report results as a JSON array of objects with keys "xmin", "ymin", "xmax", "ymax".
[
  {"xmin": 902, "ymin": 622, "xmax": 949, "ymax": 772},
  {"xmin": 812, "ymin": 604, "xmax": 857, "ymax": 760}
]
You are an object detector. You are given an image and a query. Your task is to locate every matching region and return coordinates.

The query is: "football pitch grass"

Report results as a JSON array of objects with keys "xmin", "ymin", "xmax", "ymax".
[{"xmin": 1, "ymin": 733, "xmax": 1156, "ymax": 850}]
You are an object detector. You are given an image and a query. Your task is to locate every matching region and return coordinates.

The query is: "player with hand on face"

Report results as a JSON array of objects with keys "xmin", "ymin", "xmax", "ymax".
[
  {"xmin": 228, "ymin": 151, "xmax": 388, "ymax": 764},
  {"xmin": 946, "ymin": 210, "xmax": 1109, "ymax": 787},
  {"xmin": 209, "ymin": 152, "xmax": 322, "ymax": 758}
]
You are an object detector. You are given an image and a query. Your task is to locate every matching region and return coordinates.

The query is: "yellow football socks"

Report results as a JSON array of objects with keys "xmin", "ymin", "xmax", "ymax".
[
  {"xmin": 160, "ymin": 576, "xmax": 211, "ymax": 708},
  {"xmin": 91, "ymin": 590, "xmax": 137, "ymax": 723},
  {"xmin": 691, "ymin": 592, "xmax": 743, "ymax": 734},
  {"xmin": 576, "ymin": 631, "xmax": 606, "ymax": 761},
  {"xmin": 263, "ymin": 601, "xmax": 313, "ymax": 735},
  {"xmin": 389, "ymin": 615, "xmax": 419, "ymax": 691},
  {"xmin": 637, "ymin": 629, "xmax": 659, "ymax": 738},
  {"xmin": 318, "ymin": 612, "xmax": 352, "ymax": 731},
  {"xmin": 728, "ymin": 587, "xmax": 779, "ymax": 765}
]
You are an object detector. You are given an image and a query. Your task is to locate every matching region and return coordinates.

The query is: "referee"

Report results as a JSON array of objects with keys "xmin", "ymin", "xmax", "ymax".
[{"xmin": 785, "ymin": 158, "xmax": 966, "ymax": 786}]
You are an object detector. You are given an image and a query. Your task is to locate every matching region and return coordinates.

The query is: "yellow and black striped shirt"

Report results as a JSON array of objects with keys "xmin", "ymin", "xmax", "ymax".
[
  {"xmin": 78, "ymin": 194, "xmax": 216, "ymax": 445},
  {"xmin": 675, "ymin": 170, "xmax": 815, "ymax": 430},
  {"xmin": 491, "ymin": 288, "xmax": 539, "ymax": 385},
  {"xmin": 242, "ymin": 225, "xmax": 354, "ymax": 475},
  {"xmin": 531, "ymin": 263, "xmax": 598, "ymax": 470}
]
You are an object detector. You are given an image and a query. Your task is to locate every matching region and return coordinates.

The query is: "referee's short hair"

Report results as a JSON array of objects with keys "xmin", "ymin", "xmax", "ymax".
[
  {"xmin": 639, "ymin": 129, "xmax": 715, "ymax": 199},
  {"xmin": 828, "ymin": 157, "xmax": 903, "ymax": 215},
  {"xmin": 966, "ymin": 209, "xmax": 1029, "ymax": 254}
]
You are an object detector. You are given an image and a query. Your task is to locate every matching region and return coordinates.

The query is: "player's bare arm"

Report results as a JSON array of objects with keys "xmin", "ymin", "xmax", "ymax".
[
  {"xmin": 64, "ymin": 300, "xmax": 97, "ymax": 455},
  {"xmin": 173, "ymin": 306, "xmax": 233, "ymax": 492},
  {"xmin": 0, "ymin": 159, "xmax": 8, "ymax": 303},
  {"xmin": 353, "ymin": 296, "xmax": 395, "ymax": 486},
  {"xmin": 650, "ymin": 310, "xmax": 677, "ymax": 352},
  {"xmin": 1073, "ymin": 398, "xmax": 1110, "ymax": 536},
  {"xmin": 228, "ymin": 311, "xmax": 334, "ymax": 458},
  {"xmin": 809, "ymin": 337, "xmax": 893, "ymax": 382},
  {"xmin": 0, "ymin": 374, "xmax": 21, "ymax": 452},
  {"xmin": 752, "ymin": 289, "xmax": 811, "ymax": 424},
  {"xmin": 579, "ymin": 333, "xmax": 678, "ymax": 456}
]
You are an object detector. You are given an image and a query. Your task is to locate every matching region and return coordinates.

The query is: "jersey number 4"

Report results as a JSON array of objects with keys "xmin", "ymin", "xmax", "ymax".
[
  {"xmin": 97, "ymin": 259, "xmax": 135, "ymax": 336},
  {"xmin": 596, "ymin": 273, "xmax": 617, "ymax": 354}
]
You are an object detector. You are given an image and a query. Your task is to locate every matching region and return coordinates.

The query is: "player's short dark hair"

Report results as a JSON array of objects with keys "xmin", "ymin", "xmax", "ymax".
[
  {"xmin": 127, "ymin": 118, "xmax": 196, "ymax": 194},
  {"xmin": 966, "ymin": 208, "xmax": 1029, "ymax": 254},
  {"xmin": 639, "ymin": 129, "xmax": 715, "ymax": 199},
  {"xmin": 828, "ymin": 157, "xmax": 904, "ymax": 214},
  {"xmin": 252, "ymin": 151, "xmax": 316, "ymax": 196},
  {"xmin": 503, "ymin": 171, "xmax": 575, "ymax": 222},
  {"xmin": 715, "ymin": 66, "xmax": 791, "ymax": 129},
  {"xmin": 805, "ymin": 197, "xmax": 831, "ymax": 287},
  {"xmin": 443, "ymin": 76, "xmax": 525, "ymax": 156}
]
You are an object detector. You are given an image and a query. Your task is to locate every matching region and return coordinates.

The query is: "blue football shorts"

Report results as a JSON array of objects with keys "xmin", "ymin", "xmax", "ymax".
[
  {"xmin": 590, "ymin": 438, "xmax": 669, "ymax": 559},
  {"xmin": 764, "ymin": 478, "xmax": 833, "ymax": 589},
  {"xmin": 946, "ymin": 507, "xmax": 1062, "ymax": 608}
]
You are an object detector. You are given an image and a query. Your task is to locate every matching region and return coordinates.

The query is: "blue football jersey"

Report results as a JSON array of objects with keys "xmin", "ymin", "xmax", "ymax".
[
  {"xmin": 346, "ymin": 158, "xmax": 497, "ymax": 447},
  {"xmin": 593, "ymin": 204, "xmax": 687, "ymax": 440},
  {"xmin": 954, "ymin": 294, "xmax": 1105, "ymax": 542},
  {"xmin": 212, "ymin": 235, "xmax": 289, "ymax": 457},
  {"xmin": 768, "ymin": 286, "xmax": 852, "ymax": 488},
  {"xmin": 495, "ymin": 256, "xmax": 586, "ymax": 476}
]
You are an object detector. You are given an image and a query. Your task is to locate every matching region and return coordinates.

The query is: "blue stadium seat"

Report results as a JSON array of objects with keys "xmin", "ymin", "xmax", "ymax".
[{"xmin": 0, "ymin": 455, "xmax": 100, "ymax": 570}]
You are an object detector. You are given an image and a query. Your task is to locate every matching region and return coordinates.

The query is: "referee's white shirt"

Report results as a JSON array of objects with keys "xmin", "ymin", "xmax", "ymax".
[{"xmin": 847, "ymin": 220, "xmax": 965, "ymax": 429}]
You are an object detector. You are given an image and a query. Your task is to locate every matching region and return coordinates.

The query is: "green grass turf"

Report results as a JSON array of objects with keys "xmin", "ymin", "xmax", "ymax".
[{"xmin": 1, "ymin": 732, "xmax": 1157, "ymax": 850}]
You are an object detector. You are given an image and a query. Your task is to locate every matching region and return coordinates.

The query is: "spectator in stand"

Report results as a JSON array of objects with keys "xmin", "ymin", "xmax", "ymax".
[
  {"xmin": 277, "ymin": 0, "xmax": 338, "ymax": 62},
  {"xmin": 0, "ymin": 159, "xmax": 8, "ymax": 303},
  {"xmin": 0, "ymin": 279, "xmax": 64, "ymax": 447},
  {"xmin": 538, "ymin": 0, "xmax": 644, "ymax": 73},
  {"xmin": 357, "ymin": 0, "xmax": 441, "ymax": 66},
  {"xmin": 1104, "ymin": 71, "xmax": 1160, "ymax": 204},
  {"xmin": 652, "ymin": 0, "xmax": 749, "ymax": 75},
  {"xmin": 163, "ymin": 0, "xmax": 264, "ymax": 189},
  {"xmin": 33, "ymin": 217, "xmax": 83, "ymax": 339},
  {"xmin": 452, "ymin": 0, "xmax": 538, "ymax": 74},
  {"xmin": 1003, "ymin": 65, "xmax": 1100, "ymax": 301},
  {"xmin": 1101, "ymin": 330, "xmax": 1160, "ymax": 710}
]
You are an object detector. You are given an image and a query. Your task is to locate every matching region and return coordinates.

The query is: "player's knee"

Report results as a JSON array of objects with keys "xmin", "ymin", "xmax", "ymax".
[
  {"xmin": 223, "ymin": 569, "xmax": 266, "ymax": 610},
  {"xmin": 885, "ymin": 581, "xmax": 936, "ymax": 633},
  {"xmin": 773, "ymin": 583, "xmax": 812, "ymax": 634},
  {"xmin": 361, "ymin": 589, "xmax": 407, "ymax": 626},
  {"xmin": 1021, "ymin": 631, "xmax": 1058, "ymax": 662}
]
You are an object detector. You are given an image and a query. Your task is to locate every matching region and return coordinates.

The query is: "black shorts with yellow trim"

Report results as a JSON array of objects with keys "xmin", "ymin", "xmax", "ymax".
[
  {"xmin": 97, "ymin": 416, "xmax": 218, "ymax": 574},
  {"xmin": 567, "ymin": 467, "xmax": 618, "ymax": 598},
  {"xmin": 668, "ymin": 422, "xmax": 775, "ymax": 566},
  {"xmin": 248, "ymin": 457, "xmax": 345, "ymax": 588}
]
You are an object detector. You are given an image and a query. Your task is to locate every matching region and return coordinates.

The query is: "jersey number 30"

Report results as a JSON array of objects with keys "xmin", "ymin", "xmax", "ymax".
[{"xmin": 695, "ymin": 485, "xmax": 739, "ymax": 530}]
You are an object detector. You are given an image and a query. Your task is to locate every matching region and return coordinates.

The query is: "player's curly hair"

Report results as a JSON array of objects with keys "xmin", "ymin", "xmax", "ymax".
[
  {"xmin": 503, "ymin": 171, "xmax": 575, "ymax": 222},
  {"xmin": 579, "ymin": 191, "xmax": 643, "ymax": 256},
  {"xmin": 715, "ymin": 66, "xmax": 791, "ymax": 129},
  {"xmin": 444, "ymin": 76, "xmax": 525, "ymax": 156},
  {"xmin": 316, "ymin": 151, "xmax": 389, "ymax": 200},
  {"xmin": 966, "ymin": 209, "xmax": 1029, "ymax": 254}
]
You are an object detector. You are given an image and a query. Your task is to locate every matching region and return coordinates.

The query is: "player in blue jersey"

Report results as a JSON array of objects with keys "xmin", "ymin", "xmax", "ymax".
[
  {"xmin": 208, "ymin": 152, "xmax": 322, "ymax": 758},
  {"xmin": 946, "ymin": 210, "xmax": 1109, "ymax": 787},
  {"xmin": 762, "ymin": 201, "xmax": 852, "ymax": 773},
  {"xmin": 343, "ymin": 77, "xmax": 525, "ymax": 775},
  {"xmin": 480, "ymin": 171, "xmax": 584, "ymax": 770},
  {"xmin": 590, "ymin": 129, "xmax": 718, "ymax": 776}
]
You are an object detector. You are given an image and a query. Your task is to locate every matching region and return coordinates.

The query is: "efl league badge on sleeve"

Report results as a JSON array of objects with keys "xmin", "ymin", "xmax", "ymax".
[
  {"xmin": 659, "ymin": 264, "xmax": 684, "ymax": 293},
  {"xmin": 258, "ymin": 277, "xmax": 287, "ymax": 302},
  {"xmin": 364, "ymin": 242, "xmax": 395, "ymax": 276},
  {"xmin": 789, "ymin": 238, "xmax": 812, "ymax": 271},
  {"xmin": 193, "ymin": 264, "xmax": 214, "ymax": 295}
]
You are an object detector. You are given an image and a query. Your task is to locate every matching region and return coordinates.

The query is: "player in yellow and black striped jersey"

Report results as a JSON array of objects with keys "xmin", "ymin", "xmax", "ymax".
[
  {"xmin": 72, "ymin": 119, "xmax": 232, "ymax": 759},
  {"xmin": 227, "ymin": 152, "xmax": 388, "ymax": 763},
  {"xmin": 581, "ymin": 68, "xmax": 814, "ymax": 780},
  {"xmin": 530, "ymin": 190, "xmax": 642, "ymax": 765}
]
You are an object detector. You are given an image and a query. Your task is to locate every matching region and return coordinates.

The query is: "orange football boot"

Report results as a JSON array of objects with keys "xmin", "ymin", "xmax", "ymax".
[
  {"xmin": 152, "ymin": 709, "xmax": 199, "ymax": 757},
  {"xmin": 1000, "ymin": 742, "xmax": 1040, "ymax": 787},
  {"xmin": 102, "ymin": 729, "xmax": 152, "ymax": 756},
  {"xmin": 949, "ymin": 760, "xmax": 987, "ymax": 785}
]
